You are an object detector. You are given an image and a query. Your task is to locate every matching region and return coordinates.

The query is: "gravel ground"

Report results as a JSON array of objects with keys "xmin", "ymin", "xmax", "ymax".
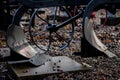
[
  {"xmin": 0, "ymin": 9, "xmax": 120, "ymax": 80},
  {"xmin": 40, "ymin": 22, "xmax": 120, "ymax": 80}
]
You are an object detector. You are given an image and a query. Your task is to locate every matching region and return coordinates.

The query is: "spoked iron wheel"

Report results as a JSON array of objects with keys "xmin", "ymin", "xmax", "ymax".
[{"xmin": 29, "ymin": 6, "xmax": 75, "ymax": 52}]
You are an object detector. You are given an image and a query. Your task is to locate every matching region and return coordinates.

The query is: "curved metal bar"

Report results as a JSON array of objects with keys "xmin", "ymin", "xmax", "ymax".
[
  {"xmin": 12, "ymin": 5, "xmax": 28, "ymax": 25},
  {"xmin": 17, "ymin": 0, "xmax": 90, "ymax": 8},
  {"xmin": 83, "ymin": 0, "xmax": 120, "ymax": 57},
  {"xmin": 7, "ymin": 5, "xmax": 37, "ymax": 59},
  {"xmin": 35, "ymin": 9, "xmax": 50, "ymax": 25},
  {"xmin": 29, "ymin": 8, "xmax": 49, "ymax": 51}
]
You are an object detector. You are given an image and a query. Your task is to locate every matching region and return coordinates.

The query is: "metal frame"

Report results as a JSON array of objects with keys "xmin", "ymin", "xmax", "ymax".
[
  {"xmin": 6, "ymin": 4, "xmax": 91, "ymax": 79},
  {"xmin": 4, "ymin": 0, "xmax": 120, "ymax": 79},
  {"xmin": 17, "ymin": 0, "xmax": 90, "ymax": 8}
]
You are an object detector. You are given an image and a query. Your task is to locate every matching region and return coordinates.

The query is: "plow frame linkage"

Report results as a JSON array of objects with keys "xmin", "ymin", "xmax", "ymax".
[{"xmin": 0, "ymin": 0, "xmax": 120, "ymax": 79}]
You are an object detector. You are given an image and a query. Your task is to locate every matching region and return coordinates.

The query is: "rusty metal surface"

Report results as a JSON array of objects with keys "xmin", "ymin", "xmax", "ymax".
[
  {"xmin": 84, "ymin": 18, "xmax": 117, "ymax": 58},
  {"xmin": 83, "ymin": 0, "xmax": 120, "ymax": 58},
  {"xmin": 7, "ymin": 24, "xmax": 37, "ymax": 59},
  {"xmin": 8, "ymin": 56, "xmax": 91, "ymax": 79}
]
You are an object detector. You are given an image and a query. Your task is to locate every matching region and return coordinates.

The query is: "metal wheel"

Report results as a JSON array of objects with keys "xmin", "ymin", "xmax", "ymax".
[{"xmin": 29, "ymin": 6, "xmax": 75, "ymax": 52}]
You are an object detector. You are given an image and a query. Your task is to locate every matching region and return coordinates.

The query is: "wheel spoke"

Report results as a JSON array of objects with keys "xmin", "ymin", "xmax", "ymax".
[
  {"xmin": 35, "ymin": 9, "xmax": 50, "ymax": 25},
  {"xmin": 55, "ymin": 32, "xmax": 68, "ymax": 43}
]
